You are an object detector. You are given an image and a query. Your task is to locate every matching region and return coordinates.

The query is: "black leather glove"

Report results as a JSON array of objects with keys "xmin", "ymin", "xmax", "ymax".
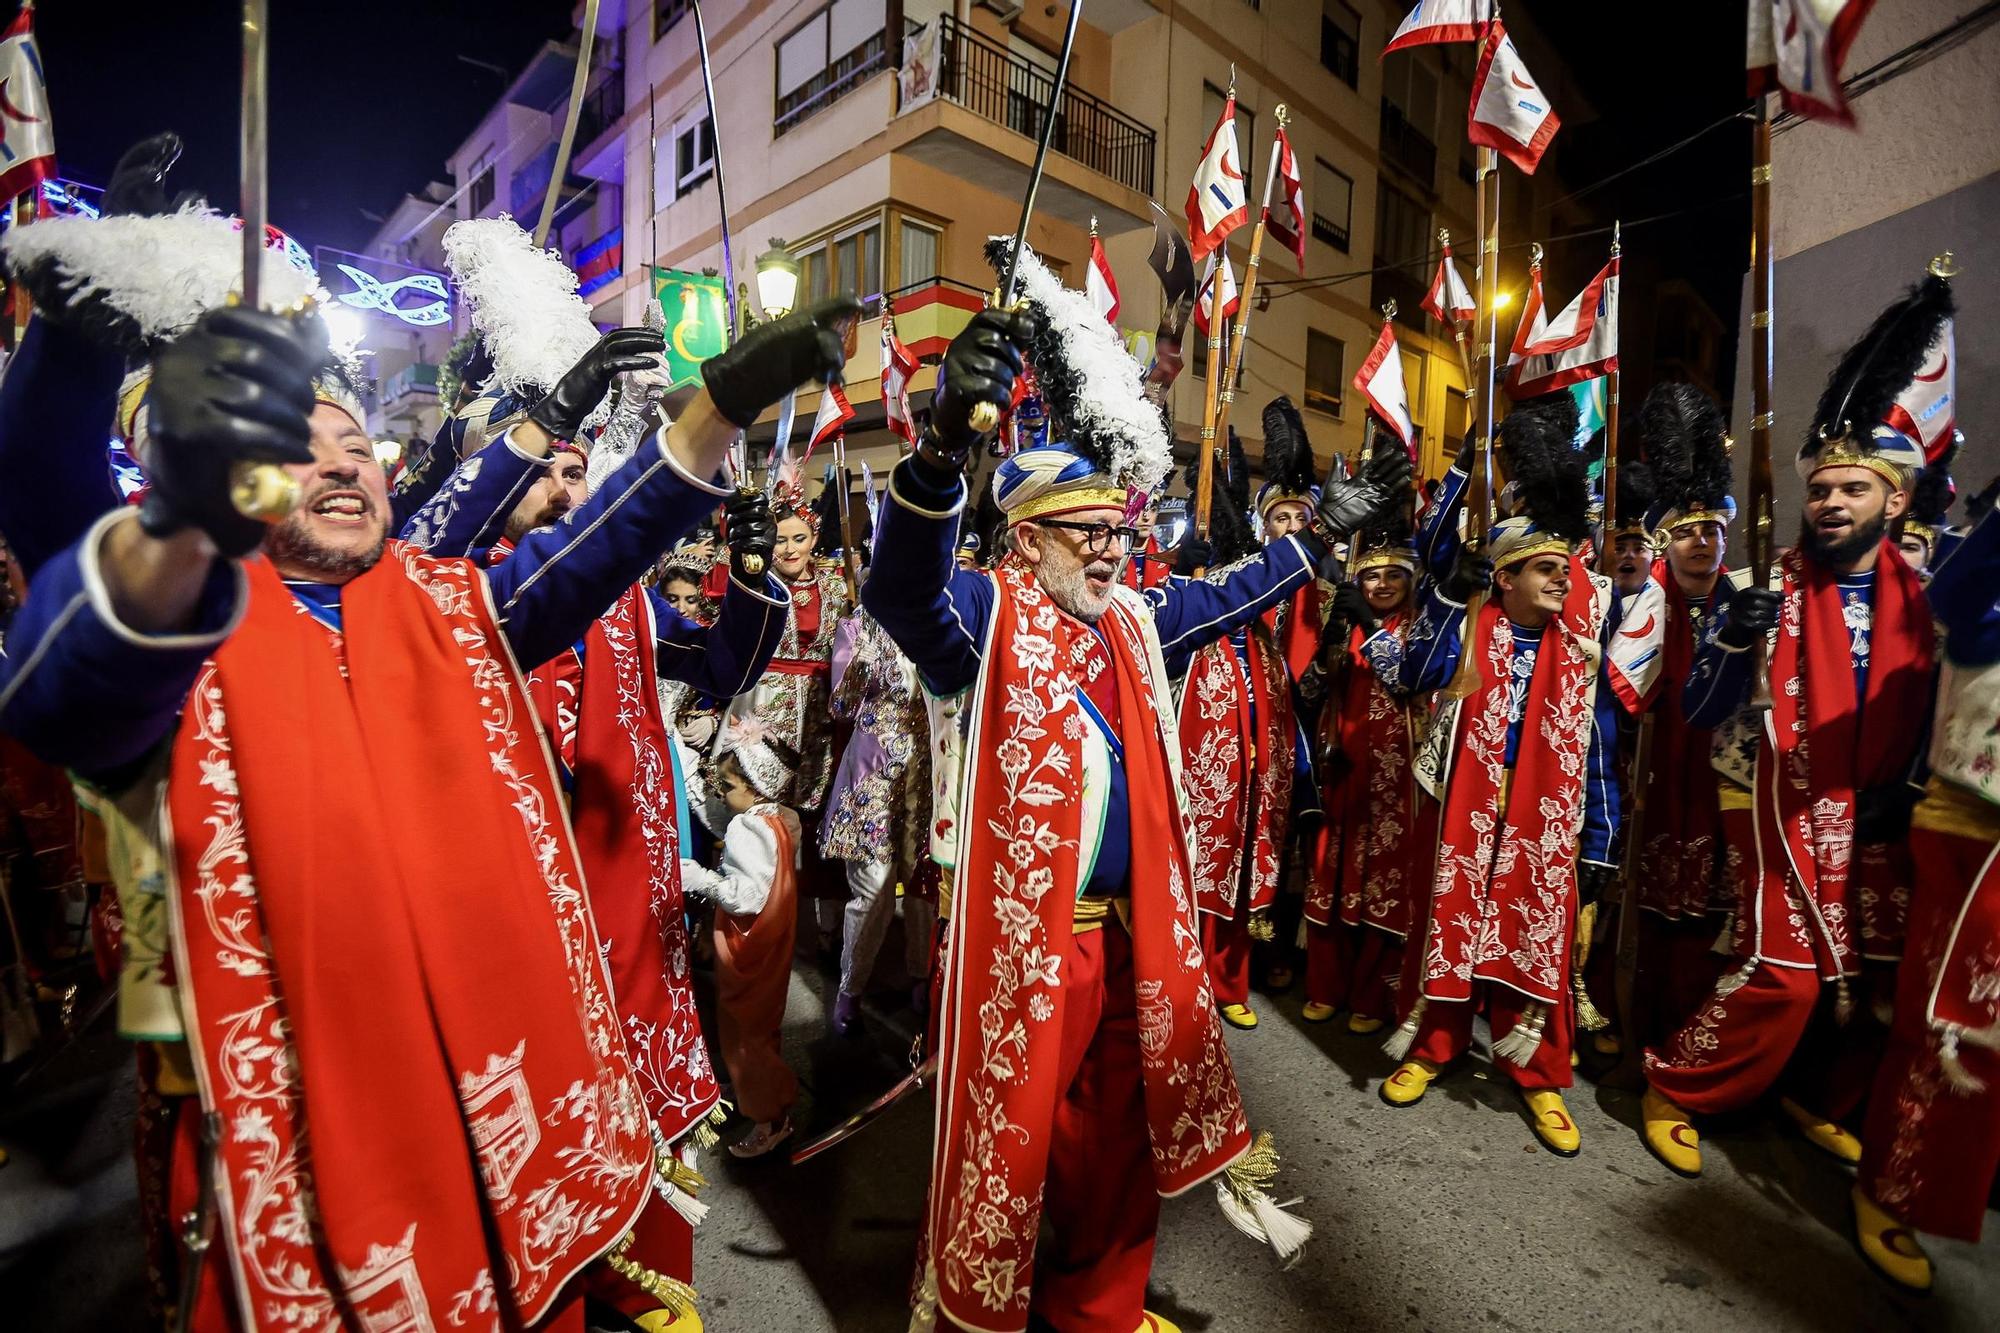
[
  {"xmin": 527, "ymin": 328, "xmax": 664, "ymax": 442},
  {"xmin": 1453, "ymin": 430, "xmax": 1477, "ymax": 475},
  {"xmin": 137, "ymin": 307, "xmax": 323, "ymax": 557},
  {"xmin": 1718, "ymin": 585, "xmax": 1781, "ymax": 650},
  {"xmin": 1442, "ymin": 549, "xmax": 1495, "ymax": 603},
  {"xmin": 701, "ymin": 295, "xmax": 864, "ymax": 429},
  {"xmin": 1855, "ymin": 783, "xmax": 1921, "ymax": 845},
  {"xmin": 1174, "ymin": 535, "xmax": 1214, "ymax": 576},
  {"xmin": 1316, "ymin": 446, "xmax": 1413, "ymax": 538},
  {"xmin": 1578, "ymin": 862, "xmax": 1615, "ymax": 906},
  {"xmin": 924, "ymin": 307, "xmax": 1040, "ymax": 460},
  {"xmin": 1331, "ymin": 581, "xmax": 1380, "ymax": 633},
  {"xmin": 103, "ymin": 132, "xmax": 198, "ymax": 217},
  {"xmin": 723, "ymin": 488, "xmax": 776, "ymax": 583}
]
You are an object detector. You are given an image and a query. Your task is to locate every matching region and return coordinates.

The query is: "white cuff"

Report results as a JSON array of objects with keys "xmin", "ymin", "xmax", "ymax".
[
  {"xmin": 79, "ymin": 508, "xmax": 249, "ymax": 650},
  {"xmin": 888, "ymin": 470, "xmax": 966, "ymax": 521},
  {"xmin": 499, "ymin": 427, "xmax": 556, "ymax": 469},
  {"xmin": 656, "ymin": 426, "xmax": 734, "ymax": 497},
  {"xmin": 729, "ymin": 571, "xmax": 791, "ymax": 608}
]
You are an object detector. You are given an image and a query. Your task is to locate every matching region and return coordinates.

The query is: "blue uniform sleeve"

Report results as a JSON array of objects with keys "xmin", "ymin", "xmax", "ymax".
[
  {"xmin": 1926, "ymin": 509, "xmax": 2000, "ymax": 667},
  {"xmin": 0, "ymin": 317, "xmax": 127, "ymax": 580},
  {"xmin": 1146, "ymin": 538, "xmax": 1317, "ymax": 679},
  {"xmin": 400, "ymin": 432, "xmax": 549, "ymax": 555},
  {"xmin": 1683, "ymin": 592, "xmax": 1753, "ymax": 728},
  {"xmin": 650, "ymin": 570, "xmax": 789, "ymax": 700},
  {"xmin": 485, "ymin": 428, "xmax": 729, "ymax": 671},
  {"xmin": 1580, "ymin": 630, "xmax": 1622, "ymax": 868},
  {"xmin": 0, "ymin": 509, "xmax": 246, "ymax": 776},
  {"xmin": 1405, "ymin": 586, "xmax": 1468, "ymax": 695},
  {"xmin": 859, "ymin": 458, "xmax": 994, "ymax": 697},
  {"xmin": 1358, "ymin": 625, "xmax": 1411, "ymax": 697},
  {"xmin": 1415, "ymin": 464, "xmax": 1468, "ymax": 581}
]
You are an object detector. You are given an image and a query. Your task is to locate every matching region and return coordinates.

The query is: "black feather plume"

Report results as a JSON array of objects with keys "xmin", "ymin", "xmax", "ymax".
[
  {"xmin": 1641, "ymin": 382, "xmax": 1732, "ymax": 514},
  {"xmin": 1614, "ymin": 458, "xmax": 1656, "ymax": 530},
  {"xmin": 1498, "ymin": 396, "xmax": 1590, "ymax": 541},
  {"xmin": 1810, "ymin": 271, "xmax": 1955, "ymax": 450},
  {"xmin": 1212, "ymin": 428, "xmax": 1259, "ymax": 563},
  {"xmin": 813, "ymin": 467, "xmax": 843, "ymax": 556},
  {"xmin": 1910, "ymin": 437, "xmax": 1959, "ymax": 526},
  {"xmin": 1259, "ymin": 395, "xmax": 1318, "ymax": 498}
]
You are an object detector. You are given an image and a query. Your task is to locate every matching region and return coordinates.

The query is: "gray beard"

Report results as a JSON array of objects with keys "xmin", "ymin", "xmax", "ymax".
[
  {"xmin": 1038, "ymin": 549, "xmax": 1118, "ymax": 623},
  {"xmin": 267, "ymin": 516, "xmax": 386, "ymax": 580}
]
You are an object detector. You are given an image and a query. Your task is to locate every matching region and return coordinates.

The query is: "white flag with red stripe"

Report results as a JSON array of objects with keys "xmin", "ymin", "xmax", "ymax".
[
  {"xmin": 1086, "ymin": 231, "xmax": 1121, "ymax": 326},
  {"xmin": 0, "ymin": 9, "xmax": 56, "ymax": 203},
  {"xmin": 1185, "ymin": 94, "xmax": 1248, "ymax": 262},
  {"xmin": 1468, "ymin": 20, "xmax": 1560, "ymax": 175},
  {"xmin": 881, "ymin": 318, "xmax": 919, "ymax": 445},
  {"xmin": 1506, "ymin": 257, "xmax": 1619, "ymax": 396},
  {"xmin": 1422, "ymin": 242, "xmax": 1476, "ymax": 326},
  {"xmin": 1747, "ymin": 0, "xmax": 1876, "ymax": 126},
  {"xmin": 807, "ymin": 381, "xmax": 855, "ymax": 457},
  {"xmin": 1264, "ymin": 126, "xmax": 1307, "ymax": 274},
  {"xmin": 1193, "ymin": 252, "xmax": 1239, "ymax": 337},
  {"xmin": 1886, "ymin": 319, "xmax": 1955, "ymax": 461},
  {"xmin": 1354, "ymin": 321, "xmax": 1415, "ymax": 457},
  {"xmin": 1384, "ymin": 0, "xmax": 1491, "ymax": 55}
]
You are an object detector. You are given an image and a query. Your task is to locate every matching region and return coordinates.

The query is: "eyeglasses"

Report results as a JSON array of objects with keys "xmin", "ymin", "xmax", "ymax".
[{"xmin": 1035, "ymin": 518, "xmax": 1141, "ymax": 554}]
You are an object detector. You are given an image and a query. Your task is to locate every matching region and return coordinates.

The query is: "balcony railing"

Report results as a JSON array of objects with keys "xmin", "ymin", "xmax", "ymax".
[
  {"xmin": 1378, "ymin": 99, "xmax": 1437, "ymax": 189},
  {"xmin": 934, "ymin": 14, "xmax": 1155, "ymax": 197},
  {"xmin": 573, "ymin": 76, "xmax": 623, "ymax": 152},
  {"xmin": 381, "ymin": 362, "xmax": 440, "ymax": 405},
  {"xmin": 775, "ymin": 28, "xmax": 891, "ymax": 137}
]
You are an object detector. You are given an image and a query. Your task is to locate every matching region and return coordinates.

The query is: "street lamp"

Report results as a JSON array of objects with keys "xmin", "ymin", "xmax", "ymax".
[{"xmin": 756, "ymin": 238, "xmax": 800, "ymax": 321}]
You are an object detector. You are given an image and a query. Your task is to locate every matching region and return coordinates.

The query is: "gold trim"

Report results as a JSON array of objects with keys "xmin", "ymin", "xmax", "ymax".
[
  {"xmin": 1008, "ymin": 486, "xmax": 1130, "ymax": 522},
  {"xmin": 1492, "ymin": 535, "xmax": 1574, "ymax": 568},
  {"xmin": 1809, "ymin": 440, "xmax": 1909, "ymax": 489},
  {"xmin": 1258, "ymin": 489, "xmax": 1315, "ymax": 516},
  {"xmin": 1751, "ymin": 311, "xmax": 1772, "ymax": 329},
  {"xmin": 1717, "ymin": 779, "xmax": 1752, "ymax": 812},
  {"xmin": 1665, "ymin": 507, "xmax": 1733, "ymax": 532},
  {"xmin": 1353, "ymin": 548, "xmax": 1419, "ymax": 575},
  {"xmin": 1912, "ymin": 776, "xmax": 2000, "ymax": 839}
]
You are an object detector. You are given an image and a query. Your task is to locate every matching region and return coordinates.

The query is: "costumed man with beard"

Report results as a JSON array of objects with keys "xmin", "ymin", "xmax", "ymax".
[
  {"xmin": 1378, "ymin": 394, "xmax": 1621, "ymax": 1157},
  {"xmin": 0, "ymin": 271, "xmax": 851, "ymax": 1329},
  {"xmin": 1640, "ymin": 270, "xmax": 1949, "ymax": 1181},
  {"xmin": 1302, "ymin": 515, "xmax": 1423, "ymax": 1033},
  {"xmin": 863, "ymin": 241, "xmax": 1408, "ymax": 1333}
]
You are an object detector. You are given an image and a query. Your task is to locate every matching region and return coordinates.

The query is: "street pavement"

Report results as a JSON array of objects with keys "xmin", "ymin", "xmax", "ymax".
[{"xmin": 5, "ymin": 931, "xmax": 1998, "ymax": 1331}]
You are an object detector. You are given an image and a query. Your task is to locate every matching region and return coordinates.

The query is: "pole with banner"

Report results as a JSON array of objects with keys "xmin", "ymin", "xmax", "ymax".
[
  {"xmin": 1600, "ymin": 221, "xmax": 1622, "ymax": 576},
  {"xmin": 1746, "ymin": 94, "xmax": 1776, "ymax": 709},
  {"xmin": 1211, "ymin": 105, "xmax": 1289, "ymax": 452},
  {"xmin": 1445, "ymin": 146, "xmax": 1499, "ymax": 702}
]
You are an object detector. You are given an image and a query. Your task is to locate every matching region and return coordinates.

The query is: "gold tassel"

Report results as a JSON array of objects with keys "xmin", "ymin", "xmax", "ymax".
[
  {"xmin": 1382, "ymin": 997, "xmax": 1425, "ymax": 1061},
  {"xmin": 1223, "ymin": 1130, "xmax": 1282, "ymax": 1198},
  {"xmin": 689, "ymin": 1100, "xmax": 732, "ymax": 1153},
  {"xmin": 655, "ymin": 1149, "xmax": 708, "ymax": 1196},
  {"xmin": 607, "ymin": 1232, "xmax": 700, "ymax": 1317},
  {"xmin": 1571, "ymin": 901, "xmax": 1609, "ymax": 1031},
  {"xmin": 1216, "ymin": 1131, "xmax": 1313, "ymax": 1267},
  {"xmin": 1247, "ymin": 913, "xmax": 1276, "ymax": 943}
]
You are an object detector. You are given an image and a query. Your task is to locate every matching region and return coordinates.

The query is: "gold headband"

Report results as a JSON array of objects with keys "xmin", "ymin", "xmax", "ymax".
[
  {"xmin": 1494, "ymin": 535, "xmax": 1576, "ymax": 569},
  {"xmin": 1007, "ymin": 485, "xmax": 1129, "ymax": 523},
  {"xmin": 1259, "ymin": 490, "xmax": 1315, "ymax": 517},
  {"xmin": 1352, "ymin": 547, "xmax": 1419, "ymax": 575},
  {"xmin": 1665, "ymin": 507, "xmax": 1732, "ymax": 532},
  {"xmin": 1903, "ymin": 520, "xmax": 1937, "ymax": 548},
  {"xmin": 1809, "ymin": 440, "xmax": 1909, "ymax": 491}
]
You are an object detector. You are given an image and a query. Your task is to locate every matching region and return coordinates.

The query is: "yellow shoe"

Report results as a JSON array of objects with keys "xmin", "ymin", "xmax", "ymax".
[
  {"xmin": 1523, "ymin": 1089, "xmax": 1581, "ymax": 1156},
  {"xmin": 1380, "ymin": 1059, "xmax": 1438, "ymax": 1107},
  {"xmin": 1593, "ymin": 1032, "xmax": 1622, "ymax": 1057},
  {"xmin": 1570, "ymin": 1049, "xmax": 1581, "ymax": 1069},
  {"xmin": 1851, "ymin": 1184, "xmax": 1933, "ymax": 1292},
  {"xmin": 1135, "ymin": 1313, "xmax": 1183, "ymax": 1333},
  {"xmin": 636, "ymin": 1309, "xmax": 703, "ymax": 1332},
  {"xmin": 1781, "ymin": 1096, "xmax": 1862, "ymax": 1164},
  {"xmin": 1300, "ymin": 1001, "xmax": 1337, "ymax": 1023},
  {"xmin": 1220, "ymin": 1003, "xmax": 1258, "ymax": 1030},
  {"xmin": 1642, "ymin": 1086, "xmax": 1701, "ymax": 1177},
  {"xmin": 1347, "ymin": 1013, "xmax": 1385, "ymax": 1036}
]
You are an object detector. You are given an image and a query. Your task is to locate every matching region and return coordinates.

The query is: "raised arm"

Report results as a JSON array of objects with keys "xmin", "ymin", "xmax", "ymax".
[
  {"xmin": 0, "ymin": 316, "xmax": 127, "ymax": 579},
  {"xmin": 1405, "ymin": 584, "xmax": 1470, "ymax": 695},
  {"xmin": 1415, "ymin": 460, "xmax": 1469, "ymax": 580},
  {"xmin": 650, "ymin": 507, "xmax": 790, "ymax": 700},
  {"xmin": 860, "ymin": 456, "xmax": 994, "ymax": 697},
  {"xmin": 1146, "ymin": 537, "xmax": 1318, "ymax": 678},
  {"xmin": 399, "ymin": 429, "xmax": 549, "ymax": 556}
]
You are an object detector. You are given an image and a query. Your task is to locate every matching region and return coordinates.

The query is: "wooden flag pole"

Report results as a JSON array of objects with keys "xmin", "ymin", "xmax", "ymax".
[
  {"xmin": 1746, "ymin": 94, "xmax": 1777, "ymax": 710},
  {"xmin": 1444, "ymin": 147, "xmax": 1501, "ymax": 701},
  {"xmin": 1438, "ymin": 228, "xmax": 1476, "ymax": 383},
  {"xmin": 1212, "ymin": 105, "xmax": 1289, "ymax": 453},
  {"xmin": 1600, "ymin": 222, "xmax": 1623, "ymax": 577},
  {"xmin": 1193, "ymin": 279, "xmax": 1227, "ymax": 540}
]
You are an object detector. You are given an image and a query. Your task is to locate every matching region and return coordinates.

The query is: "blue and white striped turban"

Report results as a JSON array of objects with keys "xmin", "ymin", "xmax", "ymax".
[{"xmin": 993, "ymin": 442, "xmax": 1129, "ymax": 522}]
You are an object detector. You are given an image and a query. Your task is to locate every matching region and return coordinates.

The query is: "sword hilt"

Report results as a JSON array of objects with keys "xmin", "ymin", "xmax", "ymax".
[
  {"xmin": 967, "ymin": 288, "xmax": 1030, "ymax": 435},
  {"xmin": 735, "ymin": 484, "xmax": 766, "ymax": 575},
  {"xmin": 224, "ymin": 294, "xmax": 322, "ymax": 524}
]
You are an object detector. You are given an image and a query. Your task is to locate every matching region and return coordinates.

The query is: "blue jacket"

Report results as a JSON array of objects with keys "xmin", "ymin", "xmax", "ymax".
[{"xmin": 0, "ymin": 317, "xmax": 127, "ymax": 580}]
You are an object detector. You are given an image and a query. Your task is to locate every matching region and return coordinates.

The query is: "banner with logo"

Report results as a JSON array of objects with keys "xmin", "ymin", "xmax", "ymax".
[{"xmin": 653, "ymin": 267, "xmax": 730, "ymax": 391}]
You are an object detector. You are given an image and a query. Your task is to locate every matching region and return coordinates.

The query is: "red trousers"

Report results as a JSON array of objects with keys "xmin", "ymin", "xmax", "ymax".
[
  {"xmin": 1202, "ymin": 912, "xmax": 1252, "ymax": 1006},
  {"xmin": 1304, "ymin": 921, "xmax": 1401, "ymax": 1020},
  {"xmin": 1860, "ymin": 827, "xmax": 2000, "ymax": 1242},
  {"xmin": 1631, "ymin": 914, "xmax": 1728, "ymax": 1051},
  {"xmin": 1410, "ymin": 981, "xmax": 1575, "ymax": 1090}
]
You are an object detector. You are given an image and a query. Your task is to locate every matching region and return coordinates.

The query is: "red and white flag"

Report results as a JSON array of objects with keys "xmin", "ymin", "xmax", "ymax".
[
  {"xmin": 1383, "ymin": 0, "xmax": 1492, "ymax": 56},
  {"xmin": 881, "ymin": 318, "xmax": 919, "ymax": 446},
  {"xmin": 1886, "ymin": 319, "xmax": 1956, "ymax": 461},
  {"xmin": 1747, "ymin": 0, "xmax": 1876, "ymax": 126},
  {"xmin": 1086, "ymin": 230, "xmax": 1121, "ymax": 326},
  {"xmin": 1506, "ymin": 257, "xmax": 1619, "ymax": 396},
  {"xmin": 1422, "ymin": 241, "xmax": 1476, "ymax": 327},
  {"xmin": 1354, "ymin": 320, "xmax": 1415, "ymax": 458},
  {"xmin": 1185, "ymin": 94, "xmax": 1248, "ymax": 262},
  {"xmin": 1468, "ymin": 20, "xmax": 1560, "ymax": 175},
  {"xmin": 1264, "ymin": 126, "xmax": 1307, "ymax": 274},
  {"xmin": 0, "ymin": 9, "xmax": 56, "ymax": 203},
  {"xmin": 807, "ymin": 381, "xmax": 855, "ymax": 456},
  {"xmin": 1193, "ymin": 252, "xmax": 1239, "ymax": 337}
]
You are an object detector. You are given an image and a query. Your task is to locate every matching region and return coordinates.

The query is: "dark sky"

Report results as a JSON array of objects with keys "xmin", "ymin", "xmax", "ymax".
[{"xmin": 31, "ymin": 1, "xmax": 569, "ymax": 251}]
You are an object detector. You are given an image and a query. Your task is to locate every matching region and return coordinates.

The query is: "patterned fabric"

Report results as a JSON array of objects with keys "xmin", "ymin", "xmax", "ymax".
[
  {"xmin": 820, "ymin": 611, "xmax": 933, "ymax": 875},
  {"xmin": 1638, "ymin": 563, "xmax": 1729, "ymax": 920},
  {"xmin": 720, "ymin": 567, "xmax": 850, "ymax": 811},
  {"xmin": 1178, "ymin": 624, "xmax": 1295, "ymax": 919},
  {"xmin": 1310, "ymin": 614, "xmax": 1417, "ymax": 938}
]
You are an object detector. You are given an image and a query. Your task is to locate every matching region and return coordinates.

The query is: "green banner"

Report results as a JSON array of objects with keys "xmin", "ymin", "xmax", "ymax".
[{"xmin": 652, "ymin": 268, "xmax": 729, "ymax": 390}]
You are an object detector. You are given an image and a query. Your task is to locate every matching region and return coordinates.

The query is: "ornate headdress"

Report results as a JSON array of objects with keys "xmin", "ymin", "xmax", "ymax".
[
  {"xmin": 1611, "ymin": 458, "xmax": 1657, "ymax": 542},
  {"xmin": 1351, "ymin": 509, "xmax": 1419, "ymax": 576},
  {"xmin": 1487, "ymin": 392, "xmax": 1590, "ymax": 569},
  {"xmin": 1641, "ymin": 381, "xmax": 1734, "ymax": 534},
  {"xmin": 719, "ymin": 714, "xmax": 798, "ymax": 803},
  {"xmin": 1903, "ymin": 431, "xmax": 1960, "ymax": 555},
  {"xmin": 1256, "ymin": 395, "xmax": 1319, "ymax": 520},
  {"xmin": 1799, "ymin": 264, "xmax": 1955, "ymax": 490}
]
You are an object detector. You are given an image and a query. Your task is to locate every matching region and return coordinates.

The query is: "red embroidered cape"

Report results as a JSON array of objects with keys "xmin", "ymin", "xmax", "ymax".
[
  {"xmin": 1179, "ymin": 624, "xmax": 1295, "ymax": 919},
  {"xmin": 1637, "ymin": 561, "xmax": 1728, "ymax": 920},
  {"xmin": 1308, "ymin": 613, "xmax": 1417, "ymax": 938}
]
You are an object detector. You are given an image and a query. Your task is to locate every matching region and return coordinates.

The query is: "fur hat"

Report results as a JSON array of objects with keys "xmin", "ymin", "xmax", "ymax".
[{"xmin": 1611, "ymin": 458, "xmax": 1657, "ymax": 539}]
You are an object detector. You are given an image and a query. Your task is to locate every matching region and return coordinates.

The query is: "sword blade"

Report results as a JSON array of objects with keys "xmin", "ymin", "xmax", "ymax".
[
  {"xmin": 787, "ymin": 1057, "xmax": 936, "ymax": 1165},
  {"xmin": 239, "ymin": 0, "xmax": 267, "ymax": 308},
  {"xmin": 995, "ymin": 0, "xmax": 1086, "ymax": 305}
]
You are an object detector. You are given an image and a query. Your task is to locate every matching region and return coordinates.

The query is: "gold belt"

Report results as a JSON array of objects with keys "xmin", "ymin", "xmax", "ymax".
[
  {"xmin": 1073, "ymin": 895, "xmax": 1130, "ymax": 935},
  {"xmin": 1912, "ymin": 776, "xmax": 2000, "ymax": 839},
  {"xmin": 1718, "ymin": 778, "xmax": 1753, "ymax": 812}
]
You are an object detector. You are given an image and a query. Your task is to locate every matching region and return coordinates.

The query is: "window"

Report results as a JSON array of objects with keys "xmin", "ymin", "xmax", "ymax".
[
  {"xmin": 774, "ymin": 0, "xmax": 890, "ymax": 136},
  {"xmin": 1321, "ymin": 1, "xmax": 1360, "ymax": 88},
  {"xmin": 1305, "ymin": 330, "xmax": 1344, "ymax": 417},
  {"xmin": 1313, "ymin": 160, "xmax": 1353, "ymax": 252},
  {"xmin": 673, "ymin": 112, "xmax": 714, "ymax": 196},
  {"xmin": 1374, "ymin": 177, "xmax": 1429, "ymax": 268},
  {"xmin": 898, "ymin": 217, "xmax": 940, "ymax": 291},
  {"xmin": 1382, "ymin": 58, "xmax": 1438, "ymax": 138},
  {"xmin": 1200, "ymin": 84, "xmax": 1255, "ymax": 176},
  {"xmin": 1443, "ymin": 389, "xmax": 1471, "ymax": 451},
  {"xmin": 1459, "ymin": 138, "xmax": 1478, "ymax": 186},
  {"xmin": 799, "ymin": 219, "xmax": 884, "ymax": 305},
  {"xmin": 655, "ymin": 0, "xmax": 692, "ymax": 38},
  {"xmin": 467, "ymin": 158, "xmax": 495, "ymax": 215}
]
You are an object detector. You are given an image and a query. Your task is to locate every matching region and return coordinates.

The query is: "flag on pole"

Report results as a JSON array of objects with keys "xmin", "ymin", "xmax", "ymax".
[
  {"xmin": 881, "ymin": 317, "xmax": 919, "ymax": 446},
  {"xmin": 1384, "ymin": 0, "xmax": 1492, "ymax": 56},
  {"xmin": 1886, "ymin": 318, "xmax": 1955, "ymax": 461},
  {"xmin": 1506, "ymin": 256, "xmax": 1619, "ymax": 396},
  {"xmin": 807, "ymin": 381, "xmax": 855, "ymax": 459},
  {"xmin": 1747, "ymin": 0, "xmax": 1877, "ymax": 126},
  {"xmin": 1421, "ymin": 241, "xmax": 1476, "ymax": 326},
  {"xmin": 1264, "ymin": 126, "xmax": 1307, "ymax": 274},
  {"xmin": 1468, "ymin": 21, "xmax": 1560, "ymax": 175},
  {"xmin": 1086, "ymin": 228, "xmax": 1121, "ymax": 326},
  {"xmin": 1354, "ymin": 321, "xmax": 1415, "ymax": 458},
  {"xmin": 1185, "ymin": 94, "xmax": 1248, "ymax": 262},
  {"xmin": 1568, "ymin": 376, "xmax": 1608, "ymax": 446},
  {"xmin": 1504, "ymin": 263, "xmax": 1549, "ymax": 384},
  {"xmin": 1193, "ymin": 252, "xmax": 1239, "ymax": 337},
  {"xmin": 0, "ymin": 9, "xmax": 56, "ymax": 204}
]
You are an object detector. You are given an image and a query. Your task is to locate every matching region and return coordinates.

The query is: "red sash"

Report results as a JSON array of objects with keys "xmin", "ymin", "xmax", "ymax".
[
  {"xmin": 1930, "ymin": 843, "xmax": 2000, "ymax": 1047},
  {"xmin": 1422, "ymin": 553, "xmax": 1598, "ymax": 1005},
  {"xmin": 1310, "ymin": 614, "xmax": 1416, "ymax": 936},
  {"xmin": 927, "ymin": 558, "xmax": 1250, "ymax": 1333},
  {"xmin": 168, "ymin": 551, "xmax": 649, "ymax": 1330},
  {"xmin": 1180, "ymin": 627, "xmax": 1295, "ymax": 918},
  {"xmin": 1753, "ymin": 544, "xmax": 1933, "ymax": 976},
  {"xmin": 1638, "ymin": 562, "xmax": 1726, "ymax": 919},
  {"xmin": 1270, "ymin": 580, "xmax": 1327, "ymax": 683}
]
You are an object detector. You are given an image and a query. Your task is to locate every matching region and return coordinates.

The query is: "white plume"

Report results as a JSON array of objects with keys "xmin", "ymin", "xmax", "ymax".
[
  {"xmin": 443, "ymin": 215, "xmax": 610, "ymax": 432},
  {"xmin": 1, "ymin": 205, "xmax": 320, "ymax": 342}
]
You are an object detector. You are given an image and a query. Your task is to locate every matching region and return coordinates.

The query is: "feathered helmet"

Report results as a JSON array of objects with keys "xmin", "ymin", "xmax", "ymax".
[
  {"xmin": 1904, "ymin": 430, "xmax": 1961, "ymax": 556},
  {"xmin": 1487, "ymin": 392, "xmax": 1590, "ymax": 569},
  {"xmin": 984, "ymin": 237, "xmax": 1172, "ymax": 522},
  {"xmin": 1610, "ymin": 458, "xmax": 1657, "ymax": 542},
  {"xmin": 1799, "ymin": 263, "xmax": 1955, "ymax": 490},
  {"xmin": 1641, "ymin": 382, "xmax": 1734, "ymax": 535},
  {"xmin": 1256, "ymin": 396, "xmax": 1319, "ymax": 522}
]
